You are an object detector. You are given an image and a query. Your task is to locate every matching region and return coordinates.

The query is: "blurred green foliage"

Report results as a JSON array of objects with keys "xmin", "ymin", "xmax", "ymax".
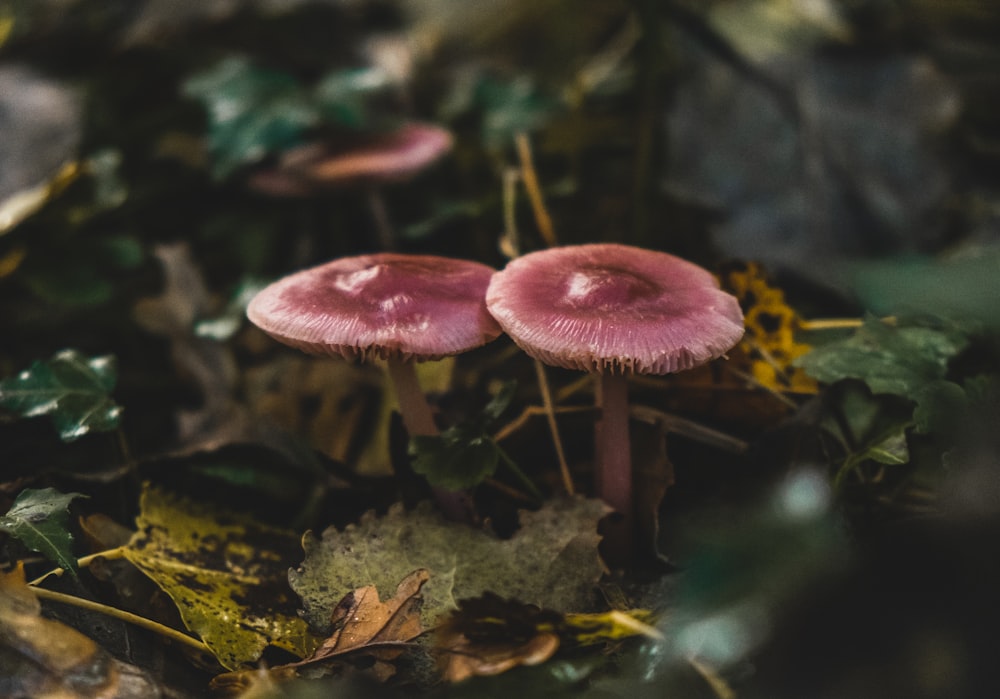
[{"xmin": 0, "ymin": 350, "xmax": 122, "ymax": 441}]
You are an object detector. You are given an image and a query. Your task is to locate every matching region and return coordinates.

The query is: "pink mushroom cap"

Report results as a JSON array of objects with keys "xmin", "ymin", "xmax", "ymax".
[
  {"xmin": 485, "ymin": 243, "xmax": 745, "ymax": 374},
  {"xmin": 249, "ymin": 122, "xmax": 453, "ymax": 195},
  {"xmin": 247, "ymin": 253, "xmax": 502, "ymax": 362}
]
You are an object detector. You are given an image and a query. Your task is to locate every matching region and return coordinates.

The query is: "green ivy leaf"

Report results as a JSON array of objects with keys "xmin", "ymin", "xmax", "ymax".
[
  {"xmin": 409, "ymin": 382, "xmax": 519, "ymax": 491},
  {"xmin": 0, "ymin": 488, "xmax": 86, "ymax": 575},
  {"xmin": 794, "ymin": 318, "xmax": 969, "ymax": 423},
  {"xmin": 0, "ymin": 349, "xmax": 122, "ymax": 441},
  {"xmin": 313, "ymin": 66, "xmax": 390, "ymax": 129},
  {"xmin": 183, "ymin": 57, "xmax": 319, "ymax": 179}
]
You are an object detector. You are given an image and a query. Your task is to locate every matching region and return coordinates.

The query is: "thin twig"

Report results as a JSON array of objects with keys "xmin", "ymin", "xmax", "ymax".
[
  {"xmin": 493, "ymin": 405, "xmax": 594, "ymax": 443},
  {"xmin": 514, "ymin": 133, "xmax": 558, "ymax": 247},
  {"xmin": 534, "ymin": 360, "xmax": 575, "ymax": 494},
  {"xmin": 29, "ymin": 586, "xmax": 212, "ymax": 657},
  {"xmin": 500, "ymin": 167, "xmax": 521, "ymax": 258},
  {"xmin": 29, "ymin": 546, "xmax": 128, "ymax": 586},
  {"xmin": 721, "ymin": 364, "xmax": 800, "ymax": 409},
  {"xmin": 687, "ymin": 655, "xmax": 736, "ymax": 699},
  {"xmin": 630, "ymin": 405, "xmax": 749, "ymax": 454},
  {"xmin": 798, "ymin": 316, "xmax": 897, "ymax": 331}
]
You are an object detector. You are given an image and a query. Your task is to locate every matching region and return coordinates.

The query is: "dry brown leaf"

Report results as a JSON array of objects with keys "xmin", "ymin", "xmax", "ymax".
[
  {"xmin": 434, "ymin": 594, "xmax": 562, "ymax": 683},
  {"xmin": 211, "ymin": 569, "xmax": 429, "ymax": 691},
  {"xmin": 0, "ymin": 565, "xmax": 159, "ymax": 698}
]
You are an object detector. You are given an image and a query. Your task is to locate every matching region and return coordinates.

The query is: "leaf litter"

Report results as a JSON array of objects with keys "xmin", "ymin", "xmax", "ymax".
[
  {"xmin": 123, "ymin": 484, "xmax": 320, "ymax": 670},
  {"xmin": 290, "ymin": 497, "xmax": 610, "ymax": 632}
]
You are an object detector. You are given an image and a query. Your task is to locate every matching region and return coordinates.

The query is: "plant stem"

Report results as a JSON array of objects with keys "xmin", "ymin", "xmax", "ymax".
[
  {"xmin": 29, "ymin": 585, "xmax": 212, "ymax": 657},
  {"xmin": 387, "ymin": 357, "xmax": 474, "ymax": 520}
]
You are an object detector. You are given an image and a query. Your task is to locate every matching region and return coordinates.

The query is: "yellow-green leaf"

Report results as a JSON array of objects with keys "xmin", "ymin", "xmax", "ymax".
[{"xmin": 123, "ymin": 485, "xmax": 320, "ymax": 670}]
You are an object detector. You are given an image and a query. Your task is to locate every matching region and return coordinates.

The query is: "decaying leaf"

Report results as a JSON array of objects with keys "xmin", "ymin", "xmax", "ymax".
[
  {"xmin": 434, "ymin": 595, "xmax": 660, "ymax": 683},
  {"xmin": 295, "ymin": 569, "xmax": 428, "ymax": 674},
  {"xmin": 123, "ymin": 484, "xmax": 320, "ymax": 670},
  {"xmin": 291, "ymin": 497, "xmax": 609, "ymax": 633},
  {"xmin": 435, "ymin": 594, "xmax": 561, "ymax": 683},
  {"xmin": 0, "ymin": 565, "xmax": 158, "ymax": 698},
  {"xmin": 561, "ymin": 608, "xmax": 661, "ymax": 646},
  {"xmin": 216, "ymin": 569, "xmax": 429, "ymax": 691},
  {"xmin": 0, "ymin": 349, "xmax": 123, "ymax": 441},
  {"xmin": 0, "ymin": 487, "xmax": 86, "ymax": 576}
]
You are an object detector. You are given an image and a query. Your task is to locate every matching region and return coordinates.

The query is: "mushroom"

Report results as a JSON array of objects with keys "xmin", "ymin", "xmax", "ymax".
[
  {"xmin": 485, "ymin": 244, "xmax": 744, "ymax": 550},
  {"xmin": 248, "ymin": 122, "xmax": 453, "ymax": 249},
  {"xmin": 247, "ymin": 252, "xmax": 501, "ymax": 439}
]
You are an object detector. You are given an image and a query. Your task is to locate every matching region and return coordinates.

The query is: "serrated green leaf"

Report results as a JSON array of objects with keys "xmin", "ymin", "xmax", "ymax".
[
  {"xmin": 410, "ymin": 433, "xmax": 501, "ymax": 490},
  {"xmin": 290, "ymin": 497, "xmax": 609, "ymax": 632},
  {"xmin": 408, "ymin": 381, "xmax": 519, "ymax": 491},
  {"xmin": 0, "ymin": 488, "xmax": 86, "ymax": 575},
  {"xmin": 794, "ymin": 319, "xmax": 969, "ymax": 429},
  {"xmin": 0, "ymin": 349, "xmax": 122, "ymax": 441}
]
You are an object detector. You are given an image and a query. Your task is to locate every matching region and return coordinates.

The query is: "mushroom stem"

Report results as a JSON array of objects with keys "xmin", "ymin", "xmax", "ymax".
[
  {"xmin": 597, "ymin": 372, "xmax": 633, "ymax": 520},
  {"xmin": 597, "ymin": 372, "xmax": 635, "ymax": 566},
  {"xmin": 387, "ymin": 356, "xmax": 475, "ymax": 522},
  {"xmin": 386, "ymin": 357, "xmax": 438, "ymax": 436}
]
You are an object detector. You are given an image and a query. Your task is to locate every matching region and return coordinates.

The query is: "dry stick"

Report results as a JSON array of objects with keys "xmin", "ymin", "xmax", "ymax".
[
  {"xmin": 493, "ymin": 404, "xmax": 594, "ymax": 443},
  {"xmin": 500, "ymin": 167, "xmax": 521, "ymax": 258},
  {"xmin": 29, "ymin": 547, "xmax": 128, "ymax": 586},
  {"xmin": 630, "ymin": 405, "xmax": 750, "ymax": 455},
  {"xmin": 687, "ymin": 655, "xmax": 736, "ymax": 699},
  {"xmin": 513, "ymin": 132, "xmax": 574, "ymax": 495},
  {"xmin": 514, "ymin": 132, "xmax": 558, "ymax": 248},
  {"xmin": 534, "ymin": 360, "xmax": 575, "ymax": 494},
  {"xmin": 29, "ymin": 585, "xmax": 212, "ymax": 656},
  {"xmin": 798, "ymin": 315, "xmax": 897, "ymax": 332}
]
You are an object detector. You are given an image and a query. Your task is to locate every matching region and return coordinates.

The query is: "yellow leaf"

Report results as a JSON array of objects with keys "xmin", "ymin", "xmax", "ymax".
[
  {"xmin": 123, "ymin": 484, "xmax": 321, "ymax": 670},
  {"xmin": 721, "ymin": 261, "xmax": 818, "ymax": 394},
  {"xmin": 0, "ymin": 161, "xmax": 82, "ymax": 235},
  {"xmin": 561, "ymin": 608, "xmax": 662, "ymax": 645}
]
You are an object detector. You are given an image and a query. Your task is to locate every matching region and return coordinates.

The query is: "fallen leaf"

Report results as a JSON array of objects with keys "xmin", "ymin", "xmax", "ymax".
[
  {"xmin": 122, "ymin": 484, "xmax": 320, "ymax": 670},
  {"xmin": 435, "ymin": 594, "xmax": 561, "ymax": 683},
  {"xmin": 0, "ymin": 349, "xmax": 123, "ymax": 441},
  {"xmin": 0, "ymin": 487, "xmax": 86, "ymax": 576},
  {"xmin": 299, "ymin": 569, "xmax": 427, "ymax": 666},
  {"xmin": 212, "ymin": 570, "xmax": 428, "ymax": 690},
  {"xmin": 290, "ymin": 497, "xmax": 609, "ymax": 633},
  {"xmin": 0, "ymin": 565, "xmax": 159, "ymax": 698}
]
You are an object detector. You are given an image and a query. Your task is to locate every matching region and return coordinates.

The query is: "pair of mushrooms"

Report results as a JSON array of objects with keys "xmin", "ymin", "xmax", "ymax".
[{"xmin": 247, "ymin": 244, "xmax": 745, "ymax": 528}]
